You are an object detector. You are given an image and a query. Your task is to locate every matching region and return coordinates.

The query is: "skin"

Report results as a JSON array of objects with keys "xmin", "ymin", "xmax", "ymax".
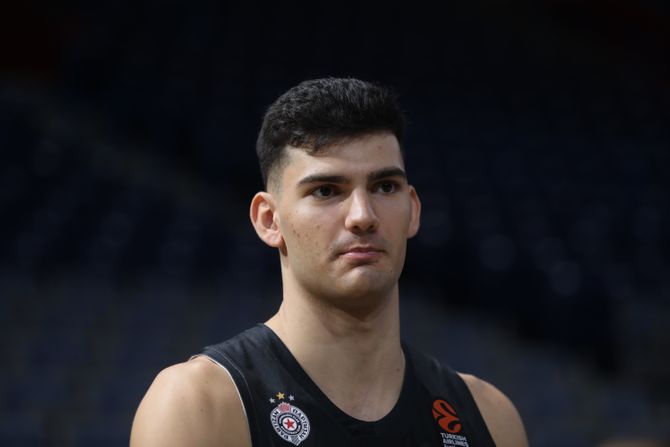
[{"xmin": 130, "ymin": 132, "xmax": 528, "ymax": 446}]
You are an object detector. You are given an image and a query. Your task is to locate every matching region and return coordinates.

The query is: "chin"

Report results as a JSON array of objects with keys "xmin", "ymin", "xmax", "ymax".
[{"xmin": 333, "ymin": 274, "xmax": 396, "ymax": 304}]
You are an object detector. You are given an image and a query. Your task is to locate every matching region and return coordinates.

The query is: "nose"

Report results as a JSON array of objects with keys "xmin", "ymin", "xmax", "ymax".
[{"xmin": 344, "ymin": 190, "xmax": 379, "ymax": 234}]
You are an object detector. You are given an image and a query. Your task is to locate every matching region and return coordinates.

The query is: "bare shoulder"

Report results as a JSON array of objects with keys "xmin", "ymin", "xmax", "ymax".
[
  {"xmin": 459, "ymin": 373, "xmax": 529, "ymax": 447},
  {"xmin": 130, "ymin": 356, "xmax": 251, "ymax": 447}
]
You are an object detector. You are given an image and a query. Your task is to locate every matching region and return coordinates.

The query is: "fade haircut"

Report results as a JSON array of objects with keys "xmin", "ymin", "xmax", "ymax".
[{"xmin": 256, "ymin": 77, "xmax": 406, "ymax": 189}]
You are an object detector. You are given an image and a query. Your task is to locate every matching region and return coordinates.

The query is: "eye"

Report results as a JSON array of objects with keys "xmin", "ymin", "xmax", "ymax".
[
  {"xmin": 312, "ymin": 185, "xmax": 336, "ymax": 198},
  {"xmin": 376, "ymin": 181, "xmax": 399, "ymax": 194}
]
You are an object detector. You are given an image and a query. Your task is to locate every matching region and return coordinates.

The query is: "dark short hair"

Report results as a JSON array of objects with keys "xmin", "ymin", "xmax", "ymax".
[{"xmin": 256, "ymin": 77, "xmax": 406, "ymax": 188}]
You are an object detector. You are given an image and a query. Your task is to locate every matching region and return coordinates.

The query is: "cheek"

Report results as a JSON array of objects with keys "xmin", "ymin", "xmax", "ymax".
[
  {"xmin": 283, "ymin": 212, "xmax": 323, "ymax": 249},
  {"xmin": 281, "ymin": 203, "xmax": 342, "ymax": 257},
  {"xmin": 382, "ymin": 202, "xmax": 412, "ymax": 232},
  {"xmin": 284, "ymin": 215, "xmax": 303, "ymax": 243}
]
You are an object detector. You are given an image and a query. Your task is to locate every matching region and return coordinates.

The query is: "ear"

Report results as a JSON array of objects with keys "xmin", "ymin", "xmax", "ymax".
[
  {"xmin": 407, "ymin": 186, "xmax": 421, "ymax": 238},
  {"xmin": 250, "ymin": 192, "xmax": 284, "ymax": 249}
]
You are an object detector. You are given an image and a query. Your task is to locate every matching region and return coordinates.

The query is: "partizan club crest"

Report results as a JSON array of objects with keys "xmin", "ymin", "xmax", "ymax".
[{"xmin": 269, "ymin": 393, "xmax": 310, "ymax": 445}]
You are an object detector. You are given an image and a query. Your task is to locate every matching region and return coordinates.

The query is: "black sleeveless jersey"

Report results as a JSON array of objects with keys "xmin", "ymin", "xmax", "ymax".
[{"xmin": 199, "ymin": 324, "xmax": 495, "ymax": 447}]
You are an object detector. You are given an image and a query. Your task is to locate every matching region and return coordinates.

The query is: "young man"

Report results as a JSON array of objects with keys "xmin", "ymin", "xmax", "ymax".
[{"xmin": 130, "ymin": 78, "xmax": 528, "ymax": 446}]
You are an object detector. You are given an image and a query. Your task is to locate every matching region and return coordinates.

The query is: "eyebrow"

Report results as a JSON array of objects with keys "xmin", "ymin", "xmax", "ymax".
[
  {"xmin": 297, "ymin": 167, "xmax": 407, "ymax": 187},
  {"xmin": 369, "ymin": 167, "xmax": 407, "ymax": 182}
]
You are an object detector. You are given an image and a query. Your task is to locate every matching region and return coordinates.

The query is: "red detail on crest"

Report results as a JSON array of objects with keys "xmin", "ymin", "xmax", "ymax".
[
  {"xmin": 432, "ymin": 399, "xmax": 462, "ymax": 433},
  {"xmin": 279, "ymin": 402, "xmax": 291, "ymax": 412}
]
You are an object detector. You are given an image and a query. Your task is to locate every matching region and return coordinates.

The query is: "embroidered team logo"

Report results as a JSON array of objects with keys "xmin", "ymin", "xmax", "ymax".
[
  {"xmin": 269, "ymin": 392, "xmax": 310, "ymax": 445},
  {"xmin": 432, "ymin": 398, "xmax": 469, "ymax": 447}
]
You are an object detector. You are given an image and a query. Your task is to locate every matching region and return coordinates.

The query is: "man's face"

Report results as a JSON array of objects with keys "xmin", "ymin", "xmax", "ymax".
[{"xmin": 271, "ymin": 133, "xmax": 421, "ymax": 309}]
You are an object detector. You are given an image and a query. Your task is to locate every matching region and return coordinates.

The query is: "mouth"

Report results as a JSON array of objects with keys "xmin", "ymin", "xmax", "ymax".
[{"xmin": 339, "ymin": 246, "xmax": 385, "ymax": 262}]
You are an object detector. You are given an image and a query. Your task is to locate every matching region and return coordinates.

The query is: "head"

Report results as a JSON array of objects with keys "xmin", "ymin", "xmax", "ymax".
[
  {"xmin": 250, "ymin": 78, "xmax": 420, "ymax": 311},
  {"xmin": 256, "ymin": 77, "xmax": 406, "ymax": 191}
]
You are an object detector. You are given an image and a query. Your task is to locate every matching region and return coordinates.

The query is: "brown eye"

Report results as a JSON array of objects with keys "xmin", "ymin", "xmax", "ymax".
[
  {"xmin": 313, "ymin": 185, "xmax": 335, "ymax": 198},
  {"xmin": 377, "ymin": 181, "xmax": 397, "ymax": 194}
]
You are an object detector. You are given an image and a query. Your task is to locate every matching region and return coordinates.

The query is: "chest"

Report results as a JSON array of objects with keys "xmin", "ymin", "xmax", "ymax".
[{"xmin": 246, "ymin": 377, "xmax": 481, "ymax": 447}]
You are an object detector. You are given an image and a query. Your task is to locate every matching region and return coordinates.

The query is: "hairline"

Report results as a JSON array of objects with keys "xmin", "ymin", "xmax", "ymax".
[{"xmin": 265, "ymin": 131, "xmax": 402, "ymax": 194}]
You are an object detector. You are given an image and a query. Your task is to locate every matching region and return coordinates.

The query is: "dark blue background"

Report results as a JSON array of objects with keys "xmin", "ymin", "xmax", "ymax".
[{"xmin": 1, "ymin": 1, "xmax": 669, "ymax": 445}]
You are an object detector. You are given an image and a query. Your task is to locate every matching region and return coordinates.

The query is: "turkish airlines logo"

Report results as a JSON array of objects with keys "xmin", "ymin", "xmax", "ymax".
[{"xmin": 432, "ymin": 399, "xmax": 462, "ymax": 433}]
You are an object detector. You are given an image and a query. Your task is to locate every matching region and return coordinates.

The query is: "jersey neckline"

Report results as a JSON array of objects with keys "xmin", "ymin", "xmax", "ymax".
[{"xmin": 256, "ymin": 323, "xmax": 417, "ymax": 432}]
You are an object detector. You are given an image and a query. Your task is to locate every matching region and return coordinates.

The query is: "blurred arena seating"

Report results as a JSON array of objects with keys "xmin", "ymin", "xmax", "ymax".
[{"xmin": 1, "ymin": 0, "xmax": 669, "ymax": 445}]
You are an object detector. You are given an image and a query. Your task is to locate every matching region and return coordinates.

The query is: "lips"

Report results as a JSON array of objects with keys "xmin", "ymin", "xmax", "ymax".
[{"xmin": 339, "ymin": 245, "xmax": 385, "ymax": 262}]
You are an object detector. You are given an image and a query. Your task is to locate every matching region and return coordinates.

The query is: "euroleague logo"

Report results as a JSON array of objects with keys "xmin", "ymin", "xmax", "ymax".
[{"xmin": 432, "ymin": 399, "xmax": 462, "ymax": 433}]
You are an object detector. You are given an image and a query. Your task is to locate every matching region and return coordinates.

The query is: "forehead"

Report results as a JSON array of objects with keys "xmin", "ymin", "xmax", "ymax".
[{"xmin": 280, "ymin": 134, "xmax": 405, "ymax": 185}]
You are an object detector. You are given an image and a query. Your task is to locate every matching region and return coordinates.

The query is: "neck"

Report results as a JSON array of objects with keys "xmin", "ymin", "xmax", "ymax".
[{"xmin": 265, "ymin": 283, "xmax": 404, "ymax": 421}]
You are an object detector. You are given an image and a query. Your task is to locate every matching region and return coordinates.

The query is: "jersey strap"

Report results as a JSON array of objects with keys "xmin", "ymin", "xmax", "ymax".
[{"xmin": 200, "ymin": 325, "xmax": 495, "ymax": 446}]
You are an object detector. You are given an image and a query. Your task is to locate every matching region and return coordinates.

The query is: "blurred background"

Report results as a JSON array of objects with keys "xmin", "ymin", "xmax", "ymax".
[{"xmin": 1, "ymin": 0, "xmax": 669, "ymax": 445}]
